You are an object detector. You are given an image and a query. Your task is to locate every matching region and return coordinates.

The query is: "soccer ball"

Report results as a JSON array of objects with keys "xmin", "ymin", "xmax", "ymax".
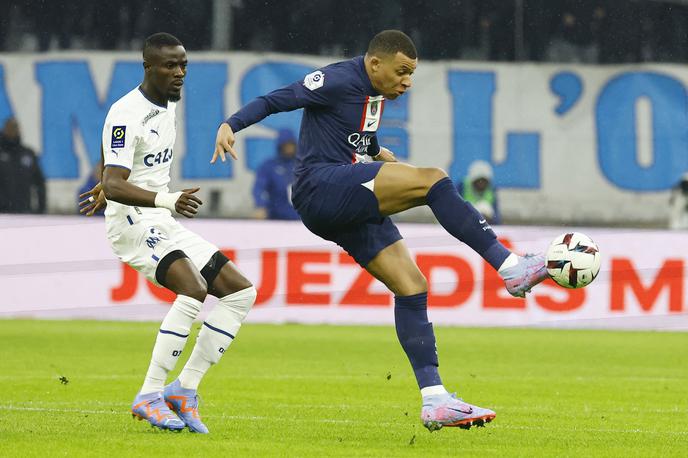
[{"xmin": 546, "ymin": 232, "xmax": 601, "ymax": 288}]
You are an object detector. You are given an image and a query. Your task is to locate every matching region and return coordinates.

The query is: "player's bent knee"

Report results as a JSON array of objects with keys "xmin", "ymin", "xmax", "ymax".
[
  {"xmin": 237, "ymin": 277, "xmax": 254, "ymax": 291},
  {"xmin": 403, "ymin": 272, "xmax": 428, "ymax": 296},
  {"xmin": 227, "ymin": 276, "xmax": 253, "ymax": 294},
  {"xmin": 422, "ymin": 167, "xmax": 448, "ymax": 188},
  {"xmin": 201, "ymin": 251, "xmax": 253, "ymax": 295},
  {"xmin": 180, "ymin": 280, "xmax": 208, "ymax": 303},
  {"xmin": 175, "ymin": 275, "xmax": 208, "ymax": 303},
  {"xmin": 415, "ymin": 273, "xmax": 428, "ymax": 292},
  {"xmin": 389, "ymin": 269, "xmax": 427, "ymax": 297}
]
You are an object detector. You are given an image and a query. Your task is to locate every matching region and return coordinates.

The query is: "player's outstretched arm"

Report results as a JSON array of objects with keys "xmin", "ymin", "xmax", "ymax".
[
  {"xmin": 102, "ymin": 166, "xmax": 203, "ymax": 218},
  {"xmin": 211, "ymin": 122, "xmax": 239, "ymax": 164},
  {"xmin": 211, "ymin": 70, "xmax": 337, "ymax": 166}
]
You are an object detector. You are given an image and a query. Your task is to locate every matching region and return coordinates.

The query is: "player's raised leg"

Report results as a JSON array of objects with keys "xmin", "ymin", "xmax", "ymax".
[
  {"xmin": 365, "ymin": 240, "xmax": 496, "ymax": 430},
  {"xmin": 132, "ymin": 253, "xmax": 207, "ymax": 431},
  {"xmin": 165, "ymin": 253, "xmax": 256, "ymax": 433},
  {"xmin": 373, "ymin": 162, "xmax": 547, "ymax": 297}
]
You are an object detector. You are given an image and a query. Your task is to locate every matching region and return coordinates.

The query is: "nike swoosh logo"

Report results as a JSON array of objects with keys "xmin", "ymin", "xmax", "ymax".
[
  {"xmin": 447, "ymin": 406, "xmax": 473, "ymax": 414},
  {"xmin": 478, "ymin": 219, "xmax": 486, "ymax": 224},
  {"xmin": 366, "ymin": 120, "xmax": 377, "ymax": 128}
]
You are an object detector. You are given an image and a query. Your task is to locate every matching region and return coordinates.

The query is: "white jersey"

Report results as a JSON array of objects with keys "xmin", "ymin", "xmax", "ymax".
[{"xmin": 102, "ymin": 87, "xmax": 177, "ymax": 235}]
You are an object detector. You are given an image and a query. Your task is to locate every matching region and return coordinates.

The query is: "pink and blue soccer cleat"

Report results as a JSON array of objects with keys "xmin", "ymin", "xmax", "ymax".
[
  {"xmin": 164, "ymin": 379, "xmax": 209, "ymax": 434},
  {"xmin": 421, "ymin": 393, "xmax": 496, "ymax": 431},
  {"xmin": 131, "ymin": 391, "xmax": 185, "ymax": 431},
  {"xmin": 502, "ymin": 253, "xmax": 549, "ymax": 298}
]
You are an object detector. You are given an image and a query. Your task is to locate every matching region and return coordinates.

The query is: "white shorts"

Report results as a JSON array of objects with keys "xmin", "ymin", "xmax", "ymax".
[{"xmin": 107, "ymin": 214, "xmax": 218, "ymax": 286}]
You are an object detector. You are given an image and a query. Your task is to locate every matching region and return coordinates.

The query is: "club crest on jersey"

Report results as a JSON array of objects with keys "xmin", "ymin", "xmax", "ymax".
[
  {"xmin": 303, "ymin": 70, "xmax": 325, "ymax": 91},
  {"xmin": 361, "ymin": 96, "xmax": 384, "ymax": 132},
  {"xmin": 111, "ymin": 126, "xmax": 126, "ymax": 148}
]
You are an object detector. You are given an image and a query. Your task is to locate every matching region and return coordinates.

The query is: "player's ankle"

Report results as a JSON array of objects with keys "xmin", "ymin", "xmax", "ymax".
[
  {"xmin": 498, "ymin": 253, "xmax": 519, "ymax": 274},
  {"xmin": 420, "ymin": 385, "xmax": 448, "ymax": 397}
]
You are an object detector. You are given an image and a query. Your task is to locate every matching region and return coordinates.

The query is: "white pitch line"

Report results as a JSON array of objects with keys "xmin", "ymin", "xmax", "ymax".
[
  {"xmin": 3, "ymin": 405, "xmax": 688, "ymax": 435},
  {"xmin": 1, "ymin": 373, "xmax": 685, "ymax": 383},
  {"xmin": 1, "ymin": 406, "xmax": 360, "ymax": 424},
  {"xmin": 3, "ymin": 406, "xmax": 119, "ymax": 415},
  {"xmin": 10, "ymin": 401, "xmax": 682, "ymax": 415},
  {"xmin": 0, "ymin": 373, "xmax": 373, "ymax": 381}
]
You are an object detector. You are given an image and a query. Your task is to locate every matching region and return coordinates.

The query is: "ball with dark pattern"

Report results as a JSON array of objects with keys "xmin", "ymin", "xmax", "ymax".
[{"xmin": 546, "ymin": 232, "xmax": 601, "ymax": 288}]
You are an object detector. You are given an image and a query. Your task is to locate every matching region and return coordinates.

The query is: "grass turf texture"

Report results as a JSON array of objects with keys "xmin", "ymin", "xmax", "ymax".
[{"xmin": 1, "ymin": 320, "xmax": 686, "ymax": 457}]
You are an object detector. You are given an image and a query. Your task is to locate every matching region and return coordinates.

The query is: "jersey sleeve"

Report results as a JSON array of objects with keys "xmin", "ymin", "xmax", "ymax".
[
  {"xmin": 227, "ymin": 68, "xmax": 342, "ymax": 133},
  {"xmin": 101, "ymin": 109, "xmax": 142, "ymax": 170}
]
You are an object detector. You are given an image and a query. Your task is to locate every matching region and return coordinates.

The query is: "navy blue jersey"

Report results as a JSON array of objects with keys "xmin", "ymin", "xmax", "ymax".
[{"xmin": 227, "ymin": 56, "xmax": 383, "ymax": 174}]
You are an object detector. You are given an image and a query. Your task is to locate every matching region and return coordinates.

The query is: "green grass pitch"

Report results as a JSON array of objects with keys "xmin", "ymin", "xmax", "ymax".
[{"xmin": 1, "ymin": 320, "xmax": 686, "ymax": 456}]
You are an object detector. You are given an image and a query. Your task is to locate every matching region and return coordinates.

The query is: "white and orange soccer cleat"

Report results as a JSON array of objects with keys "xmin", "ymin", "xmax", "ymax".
[{"xmin": 421, "ymin": 393, "xmax": 496, "ymax": 431}]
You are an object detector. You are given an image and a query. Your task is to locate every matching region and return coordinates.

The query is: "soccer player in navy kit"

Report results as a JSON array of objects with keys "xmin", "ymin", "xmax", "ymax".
[{"xmin": 212, "ymin": 30, "xmax": 548, "ymax": 431}]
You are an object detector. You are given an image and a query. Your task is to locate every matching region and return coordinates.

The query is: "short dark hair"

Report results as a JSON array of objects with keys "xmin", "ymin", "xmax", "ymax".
[
  {"xmin": 367, "ymin": 30, "xmax": 417, "ymax": 59},
  {"xmin": 143, "ymin": 32, "xmax": 183, "ymax": 60}
]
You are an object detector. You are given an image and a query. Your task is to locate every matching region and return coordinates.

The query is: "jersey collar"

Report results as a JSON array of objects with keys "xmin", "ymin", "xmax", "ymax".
[{"xmin": 137, "ymin": 86, "xmax": 168, "ymax": 109}]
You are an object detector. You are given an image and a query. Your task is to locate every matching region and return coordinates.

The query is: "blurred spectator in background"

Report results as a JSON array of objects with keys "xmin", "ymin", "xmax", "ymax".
[
  {"xmin": 0, "ymin": 117, "xmax": 45, "ymax": 213},
  {"xmin": 457, "ymin": 160, "xmax": 500, "ymax": 225},
  {"xmin": 668, "ymin": 173, "xmax": 688, "ymax": 230},
  {"xmin": 77, "ymin": 166, "xmax": 104, "ymax": 216},
  {"xmin": 547, "ymin": 0, "xmax": 598, "ymax": 63},
  {"xmin": 2, "ymin": 0, "xmax": 688, "ymax": 65},
  {"xmin": 252, "ymin": 129, "xmax": 300, "ymax": 220}
]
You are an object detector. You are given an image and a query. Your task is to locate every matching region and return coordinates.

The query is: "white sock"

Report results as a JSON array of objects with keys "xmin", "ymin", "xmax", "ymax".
[
  {"xmin": 421, "ymin": 385, "xmax": 449, "ymax": 397},
  {"xmin": 179, "ymin": 286, "xmax": 256, "ymax": 390},
  {"xmin": 498, "ymin": 253, "xmax": 519, "ymax": 274},
  {"xmin": 139, "ymin": 295, "xmax": 203, "ymax": 395}
]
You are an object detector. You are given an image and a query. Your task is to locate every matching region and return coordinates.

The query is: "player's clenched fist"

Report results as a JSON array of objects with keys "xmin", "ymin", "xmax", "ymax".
[{"xmin": 211, "ymin": 122, "xmax": 238, "ymax": 163}]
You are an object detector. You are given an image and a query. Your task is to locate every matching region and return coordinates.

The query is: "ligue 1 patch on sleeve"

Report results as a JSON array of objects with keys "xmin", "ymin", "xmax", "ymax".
[
  {"xmin": 303, "ymin": 70, "xmax": 325, "ymax": 91},
  {"xmin": 111, "ymin": 126, "xmax": 126, "ymax": 148}
]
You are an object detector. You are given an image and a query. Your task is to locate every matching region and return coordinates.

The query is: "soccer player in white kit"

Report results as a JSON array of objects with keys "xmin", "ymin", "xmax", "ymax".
[{"xmin": 80, "ymin": 33, "xmax": 256, "ymax": 433}]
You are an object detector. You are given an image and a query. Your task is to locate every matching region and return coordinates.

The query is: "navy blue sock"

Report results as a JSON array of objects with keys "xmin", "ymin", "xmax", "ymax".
[
  {"xmin": 426, "ymin": 177, "xmax": 510, "ymax": 270},
  {"xmin": 394, "ymin": 292, "xmax": 442, "ymax": 389}
]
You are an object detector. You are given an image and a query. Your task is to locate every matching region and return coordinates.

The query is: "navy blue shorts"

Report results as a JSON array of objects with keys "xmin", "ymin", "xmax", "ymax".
[{"xmin": 292, "ymin": 162, "xmax": 402, "ymax": 267}]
